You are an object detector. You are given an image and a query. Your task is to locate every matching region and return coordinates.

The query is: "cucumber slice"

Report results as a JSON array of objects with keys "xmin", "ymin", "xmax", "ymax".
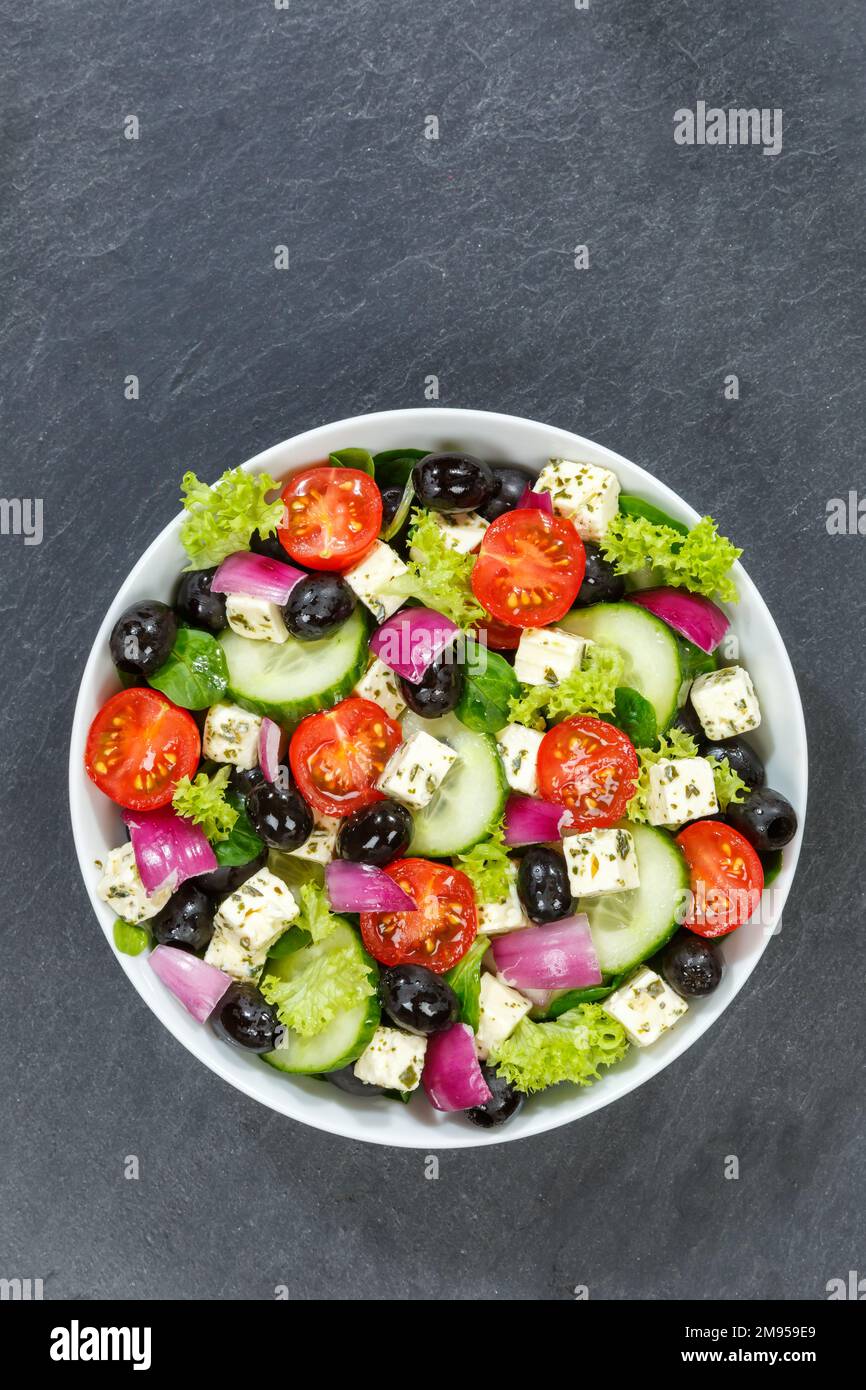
[
  {"xmin": 583, "ymin": 822, "xmax": 689, "ymax": 975},
  {"xmin": 402, "ymin": 711, "xmax": 507, "ymax": 857},
  {"xmin": 219, "ymin": 605, "xmax": 369, "ymax": 728},
  {"xmin": 261, "ymin": 921, "xmax": 380, "ymax": 1074},
  {"xmin": 559, "ymin": 602, "xmax": 682, "ymax": 731}
]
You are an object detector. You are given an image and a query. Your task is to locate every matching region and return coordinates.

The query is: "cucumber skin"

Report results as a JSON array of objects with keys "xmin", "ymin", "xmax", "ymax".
[
  {"xmin": 262, "ymin": 993, "xmax": 381, "ymax": 1076},
  {"xmin": 585, "ymin": 823, "xmax": 690, "ymax": 977},
  {"xmin": 408, "ymin": 731, "xmax": 508, "ymax": 857},
  {"xmin": 220, "ymin": 612, "xmax": 370, "ymax": 729},
  {"xmin": 560, "ymin": 602, "xmax": 683, "ymax": 732}
]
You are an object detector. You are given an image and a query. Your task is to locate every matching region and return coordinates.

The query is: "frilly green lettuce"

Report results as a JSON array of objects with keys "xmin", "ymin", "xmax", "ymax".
[
  {"xmin": 507, "ymin": 643, "xmax": 624, "ymax": 729},
  {"xmin": 179, "ymin": 467, "xmax": 284, "ymax": 570},
  {"xmin": 602, "ymin": 514, "xmax": 741, "ymax": 603},
  {"xmin": 171, "ymin": 765, "xmax": 238, "ymax": 842},
  {"xmin": 490, "ymin": 1003, "xmax": 629, "ymax": 1094}
]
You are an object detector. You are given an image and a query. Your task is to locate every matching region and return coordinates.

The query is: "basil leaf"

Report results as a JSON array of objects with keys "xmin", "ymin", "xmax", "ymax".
[
  {"xmin": 148, "ymin": 627, "xmax": 228, "ymax": 710},
  {"xmin": 540, "ymin": 976, "xmax": 625, "ymax": 1019},
  {"xmin": 373, "ymin": 448, "xmax": 427, "ymax": 489},
  {"xmin": 444, "ymin": 934, "xmax": 491, "ymax": 1032},
  {"xmin": 213, "ymin": 792, "xmax": 264, "ymax": 867},
  {"xmin": 329, "ymin": 447, "xmax": 375, "ymax": 476},
  {"xmin": 266, "ymin": 925, "xmax": 312, "ymax": 961},
  {"xmin": 618, "ymin": 495, "xmax": 690, "ymax": 537},
  {"xmin": 613, "ymin": 686, "xmax": 657, "ymax": 749},
  {"xmin": 456, "ymin": 639, "xmax": 522, "ymax": 733}
]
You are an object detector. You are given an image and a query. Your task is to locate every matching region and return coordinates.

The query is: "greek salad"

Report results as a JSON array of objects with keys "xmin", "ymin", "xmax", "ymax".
[{"xmin": 84, "ymin": 447, "xmax": 798, "ymax": 1128}]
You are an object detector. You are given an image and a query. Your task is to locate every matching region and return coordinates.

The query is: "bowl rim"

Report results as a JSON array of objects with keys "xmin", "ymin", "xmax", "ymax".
[{"xmin": 68, "ymin": 407, "xmax": 808, "ymax": 1149}]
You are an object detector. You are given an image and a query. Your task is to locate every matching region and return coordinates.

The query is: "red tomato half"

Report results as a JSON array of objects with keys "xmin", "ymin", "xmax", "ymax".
[
  {"xmin": 85, "ymin": 688, "xmax": 201, "ymax": 811},
  {"xmin": 289, "ymin": 697, "xmax": 402, "ymax": 817},
  {"xmin": 474, "ymin": 615, "xmax": 523, "ymax": 651},
  {"xmin": 278, "ymin": 466, "xmax": 382, "ymax": 571},
  {"xmin": 470, "ymin": 510, "xmax": 585, "ymax": 627},
  {"xmin": 676, "ymin": 821, "xmax": 764, "ymax": 937},
  {"xmin": 537, "ymin": 715, "xmax": 639, "ymax": 829},
  {"xmin": 360, "ymin": 858, "xmax": 478, "ymax": 973}
]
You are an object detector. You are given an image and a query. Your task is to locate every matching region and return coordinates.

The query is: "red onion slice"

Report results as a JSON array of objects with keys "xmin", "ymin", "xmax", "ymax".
[
  {"xmin": 422, "ymin": 1022, "xmax": 493, "ymax": 1112},
  {"xmin": 627, "ymin": 587, "xmax": 729, "ymax": 654},
  {"xmin": 517, "ymin": 484, "xmax": 554, "ymax": 515},
  {"xmin": 491, "ymin": 915, "xmax": 600, "ymax": 990},
  {"xmin": 211, "ymin": 550, "xmax": 305, "ymax": 605},
  {"xmin": 123, "ymin": 806, "xmax": 217, "ymax": 894},
  {"xmin": 258, "ymin": 717, "xmax": 283, "ymax": 783},
  {"xmin": 369, "ymin": 607, "xmax": 459, "ymax": 684},
  {"xmin": 503, "ymin": 794, "xmax": 572, "ymax": 847},
  {"xmin": 149, "ymin": 945, "xmax": 233, "ymax": 1022},
  {"xmin": 325, "ymin": 861, "xmax": 417, "ymax": 913}
]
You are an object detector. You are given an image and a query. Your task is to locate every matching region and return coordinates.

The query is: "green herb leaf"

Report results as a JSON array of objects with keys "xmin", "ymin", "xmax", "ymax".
[
  {"xmin": 329, "ymin": 447, "xmax": 375, "ymax": 476},
  {"xmin": 212, "ymin": 791, "xmax": 264, "ymax": 867},
  {"xmin": 373, "ymin": 448, "xmax": 427, "ymax": 489},
  {"xmin": 179, "ymin": 468, "xmax": 284, "ymax": 570},
  {"xmin": 444, "ymin": 935, "xmax": 491, "ymax": 1032},
  {"xmin": 537, "ymin": 976, "xmax": 626, "ymax": 1019},
  {"xmin": 613, "ymin": 686, "xmax": 657, "ymax": 748},
  {"xmin": 490, "ymin": 1003, "xmax": 629, "ymax": 1094},
  {"xmin": 148, "ymin": 627, "xmax": 228, "ymax": 710},
  {"xmin": 113, "ymin": 920, "xmax": 151, "ymax": 957},
  {"xmin": 618, "ymin": 495, "xmax": 690, "ymax": 536},
  {"xmin": 456, "ymin": 638, "xmax": 522, "ymax": 733}
]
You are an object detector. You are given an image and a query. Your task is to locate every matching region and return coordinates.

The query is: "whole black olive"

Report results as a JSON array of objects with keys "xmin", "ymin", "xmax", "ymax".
[
  {"xmin": 322, "ymin": 1064, "xmax": 386, "ymax": 1097},
  {"xmin": 196, "ymin": 847, "xmax": 268, "ymax": 897},
  {"xmin": 659, "ymin": 932, "xmax": 723, "ymax": 998},
  {"xmin": 174, "ymin": 569, "xmax": 227, "ymax": 634},
  {"xmin": 400, "ymin": 650, "xmax": 464, "ymax": 717},
  {"xmin": 151, "ymin": 883, "xmax": 215, "ymax": 953},
  {"xmin": 725, "ymin": 787, "xmax": 798, "ymax": 852},
  {"xmin": 478, "ymin": 464, "xmax": 537, "ymax": 522},
  {"xmin": 670, "ymin": 700, "xmax": 705, "ymax": 740},
  {"xmin": 249, "ymin": 528, "xmax": 291, "ymax": 563},
  {"xmin": 283, "ymin": 572, "xmax": 356, "ymax": 640},
  {"xmin": 572, "ymin": 542, "xmax": 626, "ymax": 607},
  {"xmin": 109, "ymin": 600, "xmax": 177, "ymax": 676},
  {"xmin": 698, "ymin": 737, "xmax": 765, "ymax": 789},
  {"xmin": 246, "ymin": 783, "xmax": 314, "ymax": 851},
  {"xmin": 380, "ymin": 485, "xmax": 406, "ymax": 532},
  {"xmin": 336, "ymin": 800, "xmax": 413, "ymax": 866},
  {"xmin": 379, "ymin": 964, "xmax": 459, "ymax": 1036},
  {"xmin": 466, "ymin": 1066, "xmax": 525, "ymax": 1128},
  {"xmin": 212, "ymin": 983, "xmax": 279, "ymax": 1053},
  {"xmin": 228, "ymin": 765, "xmax": 268, "ymax": 800},
  {"xmin": 412, "ymin": 452, "xmax": 496, "ymax": 513},
  {"xmin": 516, "ymin": 847, "xmax": 573, "ymax": 924}
]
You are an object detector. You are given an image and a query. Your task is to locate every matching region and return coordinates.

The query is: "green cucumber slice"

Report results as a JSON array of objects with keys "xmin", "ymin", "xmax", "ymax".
[
  {"xmin": 403, "ymin": 711, "xmax": 507, "ymax": 857},
  {"xmin": 559, "ymin": 602, "xmax": 682, "ymax": 731},
  {"xmin": 582, "ymin": 822, "xmax": 689, "ymax": 975},
  {"xmin": 219, "ymin": 605, "xmax": 369, "ymax": 728}
]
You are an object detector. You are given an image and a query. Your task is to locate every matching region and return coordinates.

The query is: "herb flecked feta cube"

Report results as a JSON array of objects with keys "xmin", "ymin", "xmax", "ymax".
[
  {"xmin": 353, "ymin": 656, "xmax": 407, "ymax": 721},
  {"xmin": 410, "ymin": 510, "xmax": 488, "ymax": 558},
  {"xmin": 203, "ymin": 702, "xmax": 263, "ymax": 770},
  {"xmin": 97, "ymin": 843, "xmax": 172, "ymax": 923},
  {"xmin": 533, "ymin": 458, "xmax": 621, "ymax": 542},
  {"xmin": 286, "ymin": 808, "xmax": 340, "ymax": 865},
  {"xmin": 343, "ymin": 541, "xmax": 408, "ymax": 622},
  {"xmin": 376, "ymin": 729, "xmax": 458, "ymax": 810},
  {"xmin": 476, "ymin": 973, "xmax": 532, "ymax": 1059},
  {"xmin": 602, "ymin": 966, "xmax": 688, "ymax": 1047},
  {"xmin": 353, "ymin": 1026, "xmax": 427, "ymax": 1091},
  {"xmin": 225, "ymin": 593, "xmax": 289, "ymax": 644},
  {"xmin": 689, "ymin": 665, "xmax": 762, "ymax": 741},
  {"xmin": 205, "ymin": 867, "xmax": 298, "ymax": 980},
  {"xmin": 476, "ymin": 867, "xmax": 527, "ymax": 936},
  {"xmin": 496, "ymin": 722, "xmax": 544, "ymax": 796},
  {"xmin": 563, "ymin": 827, "xmax": 641, "ymax": 898},
  {"xmin": 647, "ymin": 756, "xmax": 718, "ymax": 826},
  {"xmin": 514, "ymin": 626, "xmax": 590, "ymax": 686}
]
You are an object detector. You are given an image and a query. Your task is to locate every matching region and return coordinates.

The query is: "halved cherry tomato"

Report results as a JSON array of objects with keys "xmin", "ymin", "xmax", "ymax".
[
  {"xmin": 470, "ymin": 510, "xmax": 585, "ymax": 627},
  {"xmin": 537, "ymin": 714, "xmax": 639, "ymax": 829},
  {"xmin": 278, "ymin": 466, "xmax": 382, "ymax": 571},
  {"xmin": 289, "ymin": 696, "xmax": 402, "ymax": 817},
  {"xmin": 360, "ymin": 858, "xmax": 477, "ymax": 973},
  {"xmin": 84, "ymin": 688, "xmax": 201, "ymax": 811},
  {"xmin": 474, "ymin": 614, "xmax": 523, "ymax": 651},
  {"xmin": 676, "ymin": 821, "xmax": 764, "ymax": 937}
]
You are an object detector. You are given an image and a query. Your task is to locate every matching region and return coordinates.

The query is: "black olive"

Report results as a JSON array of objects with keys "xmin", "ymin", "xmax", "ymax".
[
  {"xmin": 336, "ymin": 800, "xmax": 413, "ymax": 866},
  {"xmin": 670, "ymin": 700, "xmax": 705, "ymax": 740},
  {"xmin": 412, "ymin": 452, "xmax": 496, "ymax": 513},
  {"xmin": 228, "ymin": 765, "xmax": 268, "ymax": 800},
  {"xmin": 725, "ymin": 787, "xmax": 798, "ymax": 852},
  {"xmin": 380, "ymin": 484, "xmax": 406, "ymax": 532},
  {"xmin": 196, "ymin": 847, "xmax": 268, "ymax": 897},
  {"xmin": 659, "ymin": 932, "xmax": 723, "ymax": 998},
  {"xmin": 246, "ymin": 783, "xmax": 313, "ymax": 851},
  {"xmin": 698, "ymin": 737, "xmax": 765, "ymax": 789},
  {"xmin": 249, "ymin": 528, "xmax": 291, "ymax": 563},
  {"xmin": 465, "ymin": 1066, "xmax": 525, "ymax": 1128},
  {"xmin": 174, "ymin": 569, "xmax": 227, "ymax": 634},
  {"xmin": 151, "ymin": 883, "xmax": 215, "ymax": 953},
  {"xmin": 400, "ymin": 650, "xmax": 464, "ymax": 717},
  {"xmin": 283, "ymin": 572, "xmax": 356, "ymax": 641},
  {"xmin": 516, "ymin": 847, "xmax": 573, "ymax": 924},
  {"xmin": 212, "ymin": 983, "xmax": 279, "ymax": 1053},
  {"xmin": 572, "ymin": 542, "xmax": 626, "ymax": 607},
  {"xmin": 322, "ymin": 1064, "xmax": 386, "ymax": 1097},
  {"xmin": 109, "ymin": 600, "xmax": 177, "ymax": 676},
  {"xmin": 477, "ymin": 464, "xmax": 537, "ymax": 522},
  {"xmin": 379, "ymin": 964, "xmax": 459, "ymax": 1036}
]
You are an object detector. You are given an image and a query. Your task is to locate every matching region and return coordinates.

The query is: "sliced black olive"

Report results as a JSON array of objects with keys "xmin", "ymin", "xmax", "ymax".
[{"xmin": 725, "ymin": 787, "xmax": 798, "ymax": 852}]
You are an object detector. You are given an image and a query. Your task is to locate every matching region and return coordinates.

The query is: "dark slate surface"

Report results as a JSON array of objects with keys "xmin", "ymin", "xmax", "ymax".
[{"xmin": 2, "ymin": 0, "xmax": 864, "ymax": 1301}]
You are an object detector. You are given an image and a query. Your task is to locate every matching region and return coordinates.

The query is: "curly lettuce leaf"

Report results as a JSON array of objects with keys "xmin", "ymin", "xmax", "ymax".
[
  {"xmin": 706, "ymin": 752, "xmax": 749, "ymax": 811},
  {"xmin": 456, "ymin": 820, "xmax": 512, "ymax": 904},
  {"xmin": 602, "ymin": 514, "xmax": 741, "ymax": 603},
  {"xmin": 627, "ymin": 728, "xmax": 748, "ymax": 822},
  {"xmin": 171, "ymin": 765, "xmax": 238, "ymax": 842},
  {"xmin": 261, "ymin": 937, "xmax": 375, "ymax": 1038},
  {"xmin": 179, "ymin": 467, "xmax": 284, "ymax": 570},
  {"xmin": 508, "ymin": 643, "xmax": 624, "ymax": 729},
  {"xmin": 490, "ymin": 1003, "xmax": 629, "ymax": 1094},
  {"xmin": 388, "ymin": 508, "xmax": 486, "ymax": 628},
  {"xmin": 294, "ymin": 881, "xmax": 341, "ymax": 944}
]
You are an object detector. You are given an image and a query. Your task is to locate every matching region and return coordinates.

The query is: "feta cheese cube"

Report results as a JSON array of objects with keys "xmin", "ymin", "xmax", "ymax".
[
  {"xmin": 376, "ymin": 729, "xmax": 458, "ymax": 810},
  {"xmin": 202, "ymin": 702, "xmax": 263, "ymax": 770},
  {"xmin": 602, "ymin": 965, "xmax": 688, "ymax": 1047},
  {"xmin": 353, "ymin": 1026, "xmax": 427, "ymax": 1091},
  {"xmin": 225, "ymin": 593, "xmax": 289, "ymax": 644},
  {"xmin": 476, "ymin": 867, "xmax": 527, "ymax": 936},
  {"xmin": 205, "ymin": 867, "xmax": 299, "ymax": 980},
  {"xmin": 563, "ymin": 827, "xmax": 640, "ymax": 898},
  {"xmin": 343, "ymin": 541, "xmax": 408, "ymax": 622},
  {"xmin": 97, "ymin": 843, "xmax": 171, "ymax": 923},
  {"xmin": 533, "ymin": 459, "xmax": 621, "ymax": 542},
  {"xmin": 647, "ymin": 757, "xmax": 718, "ymax": 827},
  {"xmin": 287, "ymin": 809, "xmax": 340, "ymax": 865},
  {"xmin": 689, "ymin": 665, "xmax": 762, "ymax": 741},
  {"xmin": 496, "ymin": 722, "xmax": 543, "ymax": 796},
  {"xmin": 353, "ymin": 656, "xmax": 407, "ymax": 721},
  {"xmin": 476, "ymin": 973, "xmax": 532, "ymax": 1059},
  {"xmin": 514, "ymin": 626, "xmax": 589, "ymax": 686},
  {"xmin": 411, "ymin": 511, "xmax": 488, "ymax": 558}
]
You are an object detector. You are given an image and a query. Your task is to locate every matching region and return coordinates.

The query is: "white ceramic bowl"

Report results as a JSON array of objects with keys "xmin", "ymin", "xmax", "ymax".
[{"xmin": 69, "ymin": 408, "xmax": 807, "ymax": 1148}]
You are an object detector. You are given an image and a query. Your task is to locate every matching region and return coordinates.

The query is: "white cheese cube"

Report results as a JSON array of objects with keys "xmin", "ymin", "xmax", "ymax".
[
  {"xmin": 602, "ymin": 966, "xmax": 688, "ymax": 1047},
  {"xmin": 287, "ymin": 809, "xmax": 340, "ymax": 865},
  {"xmin": 533, "ymin": 459, "xmax": 621, "ymax": 542},
  {"xmin": 476, "ymin": 868, "xmax": 527, "ymax": 936},
  {"xmin": 353, "ymin": 656, "xmax": 407, "ymax": 721},
  {"xmin": 353, "ymin": 1026, "xmax": 427, "ymax": 1091},
  {"xmin": 343, "ymin": 541, "xmax": 408, "ymax": 622},
  {"xmin": 411, "ymin": 511, "xmax": 488, "ymax": 558},
  {"xmin": 376, "ymin": 729, "xmax": 458, "ymax": 810},
  {"xmin": 97, "ymin": 843, "xmax": 172, "ymax": 923},
  {"xmin": 647, "ymin": 757, "xmax": 718, "ymax": 827},
  {"xmin": 690, "ymin": 665, "xmax": 762, "ymax": 741},
  {"xmin": 476, "ymin": 973, "xmax": 532, "ymax": 1059},
  {"xmin": 205, "ymin": 867, "xmax": 299, "ymax": 980},
  {"xmin": 563, "ymin": 827, "xmax": 641, "ymax": 898},
  {"xmin": 202, "ymin": 702, "xmax": 262, "ymax": 770},
  {"xmin": 496, "ymin": 722, "xmax": 543, "ymax": 796},
  {"xmin": 225, "ymin": 593, "xmax": 289, "ymax": 644},
  {"xmin": 514, "ymin": 626, "xmax": 589, "ymax": 686}
]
